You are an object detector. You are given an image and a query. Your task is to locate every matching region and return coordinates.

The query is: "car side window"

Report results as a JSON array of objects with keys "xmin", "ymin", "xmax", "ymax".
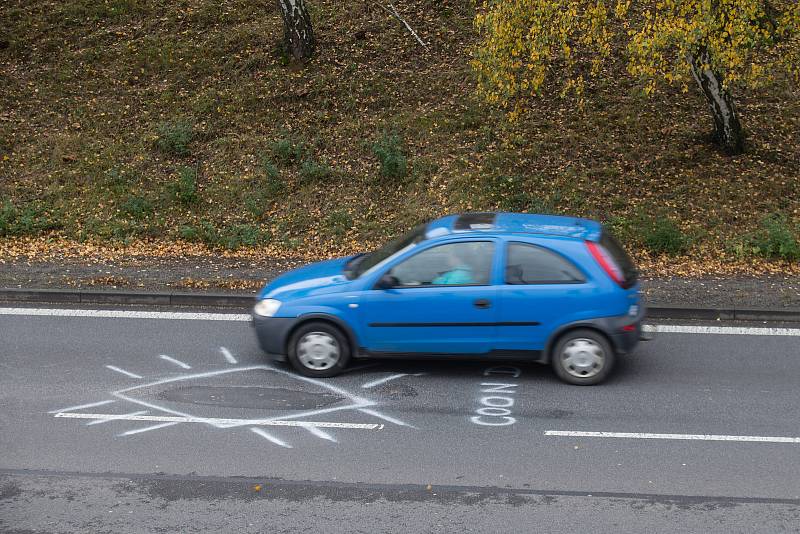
[
  {"xmin": 505, "ymin": 242, "xmax": 585, "ymax": 284},
  {"xmin": 389, "ymin": 241, "xmax": 495, "ymax": 287}
]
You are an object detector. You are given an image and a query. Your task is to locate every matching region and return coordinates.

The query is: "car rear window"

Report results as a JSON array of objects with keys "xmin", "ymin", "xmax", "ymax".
[
  {"xmin": 599, "ymin": 231, "xmax": 638, "ymax": 288},
  {"xmin": 505, "ymin": 242, "xmax": 585, "ymax": 284}
]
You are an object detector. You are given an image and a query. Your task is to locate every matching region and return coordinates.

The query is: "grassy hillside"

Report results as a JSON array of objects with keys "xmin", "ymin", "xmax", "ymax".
[{"xmin": 1, "ymin": 0, "xmax": 798, "ymax": 274}]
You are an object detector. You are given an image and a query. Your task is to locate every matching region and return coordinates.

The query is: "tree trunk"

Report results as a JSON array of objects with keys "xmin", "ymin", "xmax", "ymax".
[
  {"xmin": 688, "ymin": 49, "xmax": 744, "ymax": 155},
  {"xmin": 277, "ymin": 0, "xmax": 315, "ymax": 61}
]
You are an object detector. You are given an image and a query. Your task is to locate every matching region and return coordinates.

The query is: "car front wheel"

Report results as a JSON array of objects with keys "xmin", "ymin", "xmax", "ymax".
[
  {"xmin": 287, "ymin": 321, "xmax": 351, "ymax": 377},
  {"xmin": 551, "ymin": 329, "xmax": 615, "ymax": 385}
]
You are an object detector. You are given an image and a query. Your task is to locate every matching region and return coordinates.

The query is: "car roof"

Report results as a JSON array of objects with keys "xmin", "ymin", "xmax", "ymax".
[{"xmin": 425, "ymin": 212, "xmax": 603, "ymax": 242}]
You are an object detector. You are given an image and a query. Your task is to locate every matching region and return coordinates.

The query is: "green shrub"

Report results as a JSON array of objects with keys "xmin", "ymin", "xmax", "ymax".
[
  {"xmin": 262, "ymin": 160, "xmax": 280, "ymax": 181},
  {"xmin": 219, "ymin": 224, "xmax": 268, "ymax": 249},
  {"xmin": 269, "ymin": 137, "xmax": 305, "ymax": 165},
  {"xmin": 247, "ymin": 164, "xmax": 286, "ymax": 217},
  {"xmin": 641, "ymin": 217, "xmax": 691, "ymax": 255},
  {"xmin": 180, "ymin": 221, "xmax": 269, "ymax": 250},
  {"xmin": 372, "ymin": 132, "xmax": 408, "ymax": 180},
  {"xmin": 178, "ymin": 225, "xmax": 200, "ymax": 241},
  {"xmin": 0, "ymin": 200, "xmax": 62, "ymax": 236},
  {"xmin": 154, "ymin": 119, "xmax": 194, "ymax": 157},
  {"xmin": 299, "ymin": 159, "xmax": 333, "ymax": 184},
  {"xmin": 746, "ymin": 214, "xmax": 800, "ymax": 260},
  {"xmin": 168, "ymin": 167, "xmax": 198, "ymax": 205},
  {"xmin": 120, "ymin": 195, "xmax": 152, "ymax": 218},
  {"xmin": 482, "ymin": 175, "xmax": 532, "ymax": 212},
  {"xmin": 323, "ymin": 209, "xmax": 353, "ymax": 237}
]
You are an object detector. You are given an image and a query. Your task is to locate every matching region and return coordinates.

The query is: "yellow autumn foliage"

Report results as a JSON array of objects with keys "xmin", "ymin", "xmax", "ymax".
[{"xmin": 473, "ymin": 0, "xmax": 800, "ymax": 114}]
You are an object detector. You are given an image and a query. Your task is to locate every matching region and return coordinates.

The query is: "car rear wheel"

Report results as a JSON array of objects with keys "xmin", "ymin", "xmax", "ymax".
[
  {"xmin": 287, "ymin": 321, "xmax": 351, "ymax": 377},
  {"xmin": 551, "ymin": 329, "xmax": 614, "ymax": 385}
]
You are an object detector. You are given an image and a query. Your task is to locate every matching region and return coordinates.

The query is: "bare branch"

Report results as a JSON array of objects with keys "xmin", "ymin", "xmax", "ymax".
[{"xmin": 375, "ymin": 2, "xmax": 428, "ymax": 48}]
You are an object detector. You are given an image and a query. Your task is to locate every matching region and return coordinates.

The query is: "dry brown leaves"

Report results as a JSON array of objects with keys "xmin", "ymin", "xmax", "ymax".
[{"xmin": 2, "ymin": 235, "xmax": 798, "ymax": 278}]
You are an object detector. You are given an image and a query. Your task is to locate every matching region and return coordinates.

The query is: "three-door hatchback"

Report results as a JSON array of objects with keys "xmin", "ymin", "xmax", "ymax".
[{"xmin": 253, "ymin": 212, "xmax": 645, "ymax": 385}]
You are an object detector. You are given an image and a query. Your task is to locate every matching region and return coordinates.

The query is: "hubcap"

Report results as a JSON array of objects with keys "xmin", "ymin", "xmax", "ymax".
[
  {"xmin": 297, "ymin": 332, "xmax": 340, "ymax": 370},
  {"xmin": 561, "ymin": 338, "xmax": 605, "ymax": 378}
]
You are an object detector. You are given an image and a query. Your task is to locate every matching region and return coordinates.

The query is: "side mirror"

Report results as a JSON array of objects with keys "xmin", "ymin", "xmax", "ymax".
[{"xmin": 376, "ymin": 273, "xmax": 400, "ymax": 289}]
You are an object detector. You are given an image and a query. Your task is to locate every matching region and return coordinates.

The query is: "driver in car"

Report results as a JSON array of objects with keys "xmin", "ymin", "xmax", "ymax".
[{"xmin": 432, "ymin": 248, "xmax": 474, "ymax": 285}]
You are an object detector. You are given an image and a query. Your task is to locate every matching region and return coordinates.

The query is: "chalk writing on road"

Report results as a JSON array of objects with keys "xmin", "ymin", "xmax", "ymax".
[{"xmin": 470, "ymin": 366, "xmax": 521, "ymax": 426}]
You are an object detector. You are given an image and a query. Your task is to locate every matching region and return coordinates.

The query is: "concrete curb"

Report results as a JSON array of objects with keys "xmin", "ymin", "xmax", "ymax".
[
  {"xmin": 1, "ymin": 288, "xmax": 799, "ymax": 322},
  {"xmin": 0, "ymin": 288, "xmax": 255, "ymax": 308}
]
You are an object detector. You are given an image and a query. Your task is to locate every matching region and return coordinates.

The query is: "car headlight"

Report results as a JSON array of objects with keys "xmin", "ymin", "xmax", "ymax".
[{"xmin": 253, "ymin": 299, "xmax": 281, "ymax": 317}]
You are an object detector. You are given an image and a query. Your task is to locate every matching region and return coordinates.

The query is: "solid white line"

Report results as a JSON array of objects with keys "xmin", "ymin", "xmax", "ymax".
[
  {"xmin": 53, "ymin": 412, "xmax": 381, "ymax": 430},
  {"xmin": 159, "ymin": 355, "xmax": 191, "ymax": 369},
  {"xmin": 299, "ymin": 423, "xmax": 338, "ymax": 442},
  {"xmin": 0, "ymin": 307, "xmax": 251, "ymax": 322},
  {"xmin": 119, "ymin": 422, "xmax": 181, "ymax": 436},
  {"xmin": 47, "ymin": 399, "xmax": 115, "ymax": 414},
  {"xmin": 220, "ymin": 347, "xmax": 237, "ymax": 364},
  {"xmin": 86, "ymin": 411, "xmax": 149, "ymax": 426},
  {"xmin": 643, "ymin": 325, "xmax": 800, "ymax": 336},
  {"xmin": 105, "ymin": 365, "xmax": 142, "ymax": 379},
  {"xmin": 250, "ymin": 427, "xmax": 292, "ymax": 448},
  {"xmin": 5, "ymin": 306, "xmax": 799, "ymax": 336},
  {"xmin": 361, "ymin": 373, "xmax": 410, "ymax": 389},
  {"xmin": 544, "ymin": 430, "xmax": 800, "ymax": 444},
  {"xmin": 358, "ymin": 408, "xmax": 414, "ymax": 428}
]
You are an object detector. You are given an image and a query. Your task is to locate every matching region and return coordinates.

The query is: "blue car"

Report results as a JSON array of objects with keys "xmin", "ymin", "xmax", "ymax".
[{"xmin": 253, "ymin": 213, "xmax": 644, "ymax": 385}]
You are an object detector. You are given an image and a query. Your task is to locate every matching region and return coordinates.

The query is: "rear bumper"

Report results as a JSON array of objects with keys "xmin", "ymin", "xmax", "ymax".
[
  {"xmin": 252, "ymin": 315, "xmax": 300, "ymax": 362},
  {"xmin": 608, "ymin": 304, "xmax": 647, "ymax": 354}
]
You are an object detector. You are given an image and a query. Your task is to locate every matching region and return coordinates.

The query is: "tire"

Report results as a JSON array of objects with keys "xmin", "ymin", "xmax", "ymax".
[
  {"xmin": 551, "ymin": 328, "xmax": 615, "ymax": 386},
  {"xmin": 287, "ymin": 321, "xmax": 351, "ymax": 377}
]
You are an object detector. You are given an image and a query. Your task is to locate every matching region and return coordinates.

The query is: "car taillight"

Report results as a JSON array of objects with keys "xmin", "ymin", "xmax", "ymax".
[{"xmin": 586, "ymin": 241, "xmax": 625, "ymax": 287}]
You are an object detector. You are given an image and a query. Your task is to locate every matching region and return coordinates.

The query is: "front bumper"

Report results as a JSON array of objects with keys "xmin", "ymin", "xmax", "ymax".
[{"xmin": 251, "ymin": 315, "xmax": 301, "ymax": 362}]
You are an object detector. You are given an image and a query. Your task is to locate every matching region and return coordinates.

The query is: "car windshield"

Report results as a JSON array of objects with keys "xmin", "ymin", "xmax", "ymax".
[{"xmin": 344, "ymin": 224, "xmax": 427, "ymax": 279}]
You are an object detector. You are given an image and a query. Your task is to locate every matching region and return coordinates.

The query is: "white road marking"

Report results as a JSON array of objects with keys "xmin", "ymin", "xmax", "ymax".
[
  {"xmin": 545, "ymin": 430, "xmax": 800, "ymax": 444},
  {"xmin": 220, "ymin": 346, "xmax": 237, "ymax": 364},
  {"xmin": 341, "ymin": 363, "xmax": 382, "ymax": 374},
  {"xmin": 105, "ymin": 365, "xmax": 142, "ymax": 379},
  {"xmin": 86, "ymin": 411, "xmax": 149, "ymax": 426},
  {"xmin": 358, "ymin": 408, "xmax": 414, "ymax": 428},
  {"xmin": 47, "ymin": 399, "xmax": 115, "ymax": 414},
  {"xmin": 299, "ymin": 423, "xmax": 338, "ymax": 442},
  {"xmin": 53, "ymin": 412, "xmax": 382, "ymax": 430},
  {"xmin": 51, "ymin": 364, "xmax": 403, "ymax": 441},
  {"xmin": 5, "ymin": 306, "xmax": 800, "ymax": 336},
  {"xmin": 0, "ymin": 308, "xmax": 251, "ymax": 321},
  {"xmin": 108, "ymin": 365, "xmax": 374, "ymax": 430},
  {"xmin": 158, "ymin": 355, "xmax": 191, "ymax": 369},
  {"xmin": 643, "ymin": 325, "xmax": 800, "ymax": 336},
  {"xmin": 361, "ymin": 373, "xmax": 412, "ymax": 388},
  {"xmin": 250, "ymin": 427, "xmax": 293, "ymax": 448},
  {"xmin": 119, "ymin": 422, "xmax": 181, "ymax": 436}
]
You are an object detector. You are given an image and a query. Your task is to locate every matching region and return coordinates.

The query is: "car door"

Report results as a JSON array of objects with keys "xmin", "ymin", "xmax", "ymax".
[
  {"xmin": 358, "ymin": 240, "xmax": 498, "ymax": 355},
  {"xmin": 495, "ymin": 240, "xmax": 592, "ymax": 351}
]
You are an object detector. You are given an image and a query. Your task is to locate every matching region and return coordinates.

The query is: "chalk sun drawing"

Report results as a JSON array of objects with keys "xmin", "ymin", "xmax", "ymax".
[{"xmin": 50, "ymin": 347, "xmax": 412, "ymax": 448}]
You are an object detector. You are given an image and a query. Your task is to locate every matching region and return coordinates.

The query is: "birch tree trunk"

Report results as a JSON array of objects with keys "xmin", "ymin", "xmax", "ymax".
[
  {"xmin": 278, "ymin": 0, "xmax": 315, "ymax": 61},
  {"xmin": 688, "ymin": 49, "xmax": 745, "ymax": 155}
]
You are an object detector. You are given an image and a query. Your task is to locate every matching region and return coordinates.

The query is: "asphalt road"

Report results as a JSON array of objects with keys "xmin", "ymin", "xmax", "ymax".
[{"xmin": 1, "ymin": 306, "xmax": 799, "ymax": 533}]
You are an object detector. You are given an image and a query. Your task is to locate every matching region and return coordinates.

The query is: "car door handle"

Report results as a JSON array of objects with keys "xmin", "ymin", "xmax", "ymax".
[{"xmin": 473, "ymin": 299, "xmax": 492, "ymax": 309}]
